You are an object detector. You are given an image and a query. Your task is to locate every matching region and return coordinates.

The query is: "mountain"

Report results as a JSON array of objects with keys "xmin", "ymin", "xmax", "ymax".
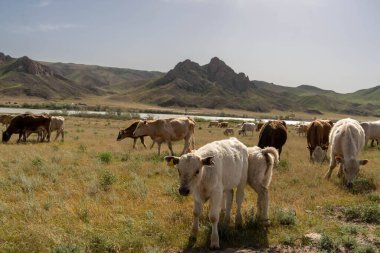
[{"xmin": 1, "ymin": 52, "xmax": 379, "ymax": 116}]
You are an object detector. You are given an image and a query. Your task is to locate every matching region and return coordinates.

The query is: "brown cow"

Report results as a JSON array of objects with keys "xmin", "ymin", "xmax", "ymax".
[
  {"xmin": 257, "ymin": 120, "xmax": 287, "ymax": 158},
  {"xmin": 133, "ymin": 117, "xmax": 195, "ymax": 155},
  {"xmin": 2, "ymin": 113, "xmax": 51, "ymax": 143},
  {"xmin": 0, "ymin": 114, "xmax": 13, "ymax": 128},
  {"xmin": 218, "ymin": 122, "xmax": 229, "ymax": 128},
  {"xmin": 117, "ymin": 121, "xmax": 148, "ymax": 149},
  {"xmin": 306, "ymin": 119, "xmax": 333, "ymax": 163}
]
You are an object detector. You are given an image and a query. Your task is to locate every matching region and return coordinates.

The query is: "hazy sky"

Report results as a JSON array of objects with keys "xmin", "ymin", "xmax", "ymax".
[{"xmin": 0, "ymin": 0, "xmax": 379, "ymax": 93}]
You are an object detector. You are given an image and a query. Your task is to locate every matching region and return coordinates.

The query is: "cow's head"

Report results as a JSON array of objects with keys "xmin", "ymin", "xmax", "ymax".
[
  {"xmin": 164, "ymin": 154, "xmax": 214, "ymax": 196},
  {"xmin": 2, "ymin": 131, "xmax": 10, "ymax": 143},
  {"xmin": 117, "ymin": 129, "xmax": 127, "ymax": 141},
  {"xmin": 133, "ymin": 120, "xmax": 148, "ymax": 137},
  {"xmin": 335, "ymin": 156, "xmax": 368, "ymax": 186}
]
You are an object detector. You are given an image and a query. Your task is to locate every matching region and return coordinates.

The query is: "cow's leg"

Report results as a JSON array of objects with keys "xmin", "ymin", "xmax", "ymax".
[
  {"xmin": 140, "ymin": 136, "xmax": 147, "ymax": 149},
  {"xmin": 325, "ymin": 153, "xmax": 337, "ymax": 179},
  {"xmin": 235, "ymin": 182, "xmax": 245, "ymax": 227},
  {"xmin": 167, "ymin": 141, "xmax": 174, "ymax": 156},
  {"xmin": 371, "ymin": 139, "xmax": 375, "ymax": 147},
  {"xmin": 61, "ymin": 129, "xmax": 64, "ymax": 142},
  {"xmin": 337, "ymin": 163, "xmax": 344, "ymax": 178},
  {"xmin": 256, "ymin": 185, "xmax": 269, "ymax": 225},
  {"xmin": 208, "ymin": 192, "xmax": 222, "ymax": 250},
  {"xmin": 224, "ymin": 189, "xmax": 233, "ymax": 225},
  {"xmin": 46, "ymin": 129, "xmax": 51, "ymax": 142},
  {"xmin": 150, "ymin": 139, "xmax": 155, "ymax": 149},
  {"xmin": 190, "ymin": 200, "xmax": 202, "ymax": 243},
  {"xmin": 132, "ymin": 138, "xmax": 137, "ymax": 149},
  {"xmin": 181, "ymin": 136, "xmax": 191, "ymax": 155},
  {"xmin": 157, "ymin": 142, "xmax": 162, "ymax": 155},
  {"xmin": 278, "ymin": 147, "xmax": 282, "ymax": 160}
]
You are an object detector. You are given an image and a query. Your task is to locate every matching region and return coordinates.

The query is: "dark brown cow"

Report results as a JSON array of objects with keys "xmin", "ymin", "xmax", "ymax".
[
  {"xmin": 2, "ymin": 113, "xmax": 51, "ymax": 143},
  {"xmin": 117, "ymin": 121, "xmax": 149, "ymax": 149},
  {"xmin": 257, "ymin": 120, "xmax": 287, "ymax": 158}
]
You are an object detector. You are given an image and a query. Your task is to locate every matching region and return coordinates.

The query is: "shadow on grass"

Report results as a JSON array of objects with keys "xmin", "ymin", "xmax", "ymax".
[{"xmin": 183, "ymin": 222, "xmax": 269, "ymax": 252}]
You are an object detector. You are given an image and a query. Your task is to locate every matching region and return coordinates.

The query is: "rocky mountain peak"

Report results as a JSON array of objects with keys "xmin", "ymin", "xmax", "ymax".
[
  {"xmin": 5, "ymin": 56, "xmax": 55, "ymax": 76},
  {"xmin": 0, "ymin": 52, "xmax": 13, "ymax": 64}
]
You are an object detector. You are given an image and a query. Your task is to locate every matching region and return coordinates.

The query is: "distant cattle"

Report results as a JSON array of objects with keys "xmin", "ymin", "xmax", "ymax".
[
  {"xmin": 2, "ymin": 113, "xmax": 51, "ymax": 143},
  {"xmin": 0, "ymin": 114, "xmax": 13, "ymax": 128},
  {"xmin": 296, "ymin": 124, "xmax": 307, "ymax": 137},
  {"xmin": 306, "ymin": 120, "xmax": 332, "ymax": 163},
  {"xmin": 50, "ymin": 116, "xmax": 65, "ymax": 141},
  {"xmin": 218, "ymin": 122, "xmax": 229, "ymax": 128},
  {"xmin": 238, "ymin": 122, "xmax": 256, "ymax": 136},
  {"xmin": 247, "ymin": 146, "xmax": 278, "ymax": 224},
  {"xmin": 258, "ymin": 120, "xmax": 287, "ymax": 158},
  {"xmin": 325, "ymin": 118, "xmax": 368, "ymax": 186},
  {"xmin": 371, "ymin": 138, "xmax": 379, "ymax": 147},
  {"xmin": 133, "ymin": 117, "xmax": 195, "ymax": 155},
  {"xmin": 360, "ymin": 120, "xmax": 380, "ymax": 146},
  {"xmin": 208, "ymin": 121, "xmax": 219, "ymax": 128},
  {"xmin": 117, "ymin": 121, "xmax": 148, "ymax": 149},
  {"xmin": 256, "ymin": 121, "xmax": 264, "ymax": 132},
  {"xmin": 223, "ymin": 128, "xmax": 234, "ymax": 136},
  {"xmin": 164, "ymin": 138, "xmax": 248, "ymax": 250}
]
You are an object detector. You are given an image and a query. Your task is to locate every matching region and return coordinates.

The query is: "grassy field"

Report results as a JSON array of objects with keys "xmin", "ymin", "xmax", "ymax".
[{"xmin": 0, "ymin": 116, "xmax": 379, "ymax": 253}]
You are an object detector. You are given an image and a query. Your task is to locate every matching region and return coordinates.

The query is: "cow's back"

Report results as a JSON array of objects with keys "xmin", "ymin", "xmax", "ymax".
[
  {"xmin": 196, "ymin": 138, "xmax": 248, "ymax": 190},
  {"xmin": 307, "ymin": 120, "xmax": 323, "ymax": 148}
]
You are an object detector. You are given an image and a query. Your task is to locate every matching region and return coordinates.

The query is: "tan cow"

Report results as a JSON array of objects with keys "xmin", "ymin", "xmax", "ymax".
[
  {"xmin": 0, "ymin": 114, "xmax": 13, "ymax": 128},
  {"xmin": 133, "ymin": 117, "xmax": 195, "ymax": 155},
  {"xmin": 296, "ymin": 124, "xmax": 307, "ymax": 136},
  {"xmin": 218, "ymin": 122, "xmax": 229, "ymax": 128},
  {"xmin": 223, "ymin": 128, "xmax": 234, "ymax": 136},
  {"xmin": 208, "ymin": 121, "xmax": 219, "ymax": 128},
  {"xmin": 50, "ymin": 116, "xmax": 65, "ymax": 141}
]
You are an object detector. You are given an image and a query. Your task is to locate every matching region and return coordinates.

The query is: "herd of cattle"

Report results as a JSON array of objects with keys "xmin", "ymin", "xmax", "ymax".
[
  {"xmin": 0, "ymin": 113, "xmax": 65, "ymax": 143},
  {"xmin": 1, "ymin": 113, "xmax": 379, "ymax": 249}
]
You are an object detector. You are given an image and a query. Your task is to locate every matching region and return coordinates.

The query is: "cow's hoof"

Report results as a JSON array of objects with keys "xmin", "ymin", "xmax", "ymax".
[
  {"xmin": 209, "ymin": 245, "xmax": 220, "ymax": 251},
  {"xmin": 188, "ymin": 235, "xmax": 197, "ymax": 246}
]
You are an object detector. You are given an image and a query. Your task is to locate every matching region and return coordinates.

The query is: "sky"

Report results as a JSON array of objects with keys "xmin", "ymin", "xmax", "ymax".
[{"xmin": 0, "ymin": 0, "xmax": 379, "ymax": 93}]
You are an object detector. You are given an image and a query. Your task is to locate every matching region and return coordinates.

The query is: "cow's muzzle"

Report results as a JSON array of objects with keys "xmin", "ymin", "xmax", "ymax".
[{"xmin": 179, "ymin": 186, "xmax": 190, "ymax": 196}]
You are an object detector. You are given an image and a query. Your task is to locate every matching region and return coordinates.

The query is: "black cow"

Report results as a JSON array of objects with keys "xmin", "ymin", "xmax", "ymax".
[{"xmin": 258, "ymin": 120, "xmax": 287, "ymax": 158}]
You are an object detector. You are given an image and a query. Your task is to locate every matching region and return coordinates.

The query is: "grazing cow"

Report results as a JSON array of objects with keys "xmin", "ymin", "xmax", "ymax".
[
  {"xmin": 117, "ymin": 121, "xmax": 148, "ymax": 149},
  {"xmin": 325, "ymin": 118, "xmax": 368, "ymax": 186},
  {"xmin": 218, "ymin": 122, "xmax": 229, "ymax": 128},
  {"xmin": 370, "ymin": 138, "xmax": 379, "ymax": 147},
  {"xmin": 223, "ymin": 128, "xmax": 234, "ymax": 136},
  {"xmin": 258, "ymin": 120, "xmax": 287, "ymax": 158},
  {"xmin": 296, "ymin": 124, "xmax": 307, "ymax": 136},
  {"xmin": 164, "ymin": 138, "xmax": 248, "ymax": 249},
  {"xmin": 360, "ymin": 121, "xmax": 380, "ymax": 146},
  {"xmin": 208, "ymin": 121, "xmax": 219, "ymax": 128},
  {"xmin": 247, "ymin": 146, "xmax": 278, "ymax": 224},
  {"xmin": 0, "ymin": 114, "xmax": 13, "ymax": 128},
  {"xmin": 256, "ymin": 121, "xmax": 264, "ymax": 132},
  {"xmin": 2, "ymin": 113, "xmax": 51, "ymax": 143},
  {"xmin": 49, "ymin": 116, "xmax": 65, "ymax": 141},
  {"xmin": 133, "ymin": 117, "xmax": 195, "ymax": 155},
  {"xmin": 238, "ymin": 122, "xmax": 256, "ymax": 136},
  {"xmin": 306, "ymin": 120, "xmax": 331, "ymax": 163}
]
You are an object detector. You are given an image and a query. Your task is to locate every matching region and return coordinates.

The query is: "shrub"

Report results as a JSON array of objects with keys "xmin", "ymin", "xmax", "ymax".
[
  {"xmin": 367, "ymin": 193, "xmax": 380, "ymax": 202},
  {"xmin": 32, "ymin": 156, "xmax": 44, "ymax": 167},
  {"xmin": 78, "ymin": 208, "xmax": 90, "ymax": 223},
  {"xmin": 87, "ymin": 235, "xmax": 118, "ymax": 253},
  {"xmin": 349, "ymin": 177, "xmax": 376, "ymax": 194},
  {"xmin": 343, "ymin": 204, "xmax": 380, "ymax": 224},
  {"xmin": 353, "ymin": 244, "xmax": 376, "ymax": 253},
  {"xmin": 125, "ymin": 174, "xmax": 148, "ymax": 199},
  {"xmin": 340, "ymin": 236, "xmax": 357, "ymax": 251},
  {"xmin": 317, "ymin": 234, "xmax": 336, "ymax": 252},
  {"xmin": 274, "ymin": 209, "xmax": 296, "ymax": 225},
  {"xmin": 279, "ymin": 234, "xmax": 296, "ymax": 246},
  {"xmin": 99, "ymin": 170, "xmax": 117, "ymax": 191},
  {"xmin": 99, "ymin": 152, "xmax": 112, "ymax": 164}
]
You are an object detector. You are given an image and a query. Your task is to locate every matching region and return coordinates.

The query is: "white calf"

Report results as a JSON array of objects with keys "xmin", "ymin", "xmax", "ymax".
[
  {"xmin": 325, "ymin": 118, "xmax": 368, "ymax": 185},
  {"xmin": 360, "ymin": 120, "xmax": 380, "ymax": 146},
  {"xmin": 247, "ymin": 146, "xmax": 278, "ymax": 224},
  {"xmin": 165, "ymin": 138, "xmax": 248, "ymax": 250},
  {"xmin": 238, "ymin": 122, "xmax": 256, "ymax": 136}
]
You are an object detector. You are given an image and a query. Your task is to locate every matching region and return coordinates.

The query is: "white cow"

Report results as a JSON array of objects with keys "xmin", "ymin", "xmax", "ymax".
[
  {"xmin": 247, "ymin": 146, "xmax": 278, "ymax": 224},
  {"xmin": 164, "ymin": 138, "xmax": 248, "ymax": 250},
  {"xmin": 360, "ymin": 120, "xmax": 380, "ymax": 146},
  {"xmin": 50, "ymin": 116, "xmax": 65, "ymax": 141},
  {"xmin": 238, "ymin": 122, "xmax": 256, "ymax": 136},
  {"xmin": 325, "ymin": 118, "xmax": 368, "ymax": 186}
]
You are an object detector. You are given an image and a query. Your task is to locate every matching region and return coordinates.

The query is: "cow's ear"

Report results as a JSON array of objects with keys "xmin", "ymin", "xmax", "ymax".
[
  {"xmin": 201, "ymin": 156, "xmax": 214, "ymax": 166},
  {"xmin": 335, "ymin": 156, "xmax": 343, "ymax": 163},
  {"xmin": 164, "ymin": 156, "xmax": 180, "ymax": 167},
  {"xmin": 359, "ymin": 159, "xmax": 368, "ymax": 166}
]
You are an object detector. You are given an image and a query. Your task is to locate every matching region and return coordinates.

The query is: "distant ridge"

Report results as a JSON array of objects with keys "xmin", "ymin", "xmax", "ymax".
[{"xmin": 0, "ymin": 52, "xmax": 379, "ymax": 116}]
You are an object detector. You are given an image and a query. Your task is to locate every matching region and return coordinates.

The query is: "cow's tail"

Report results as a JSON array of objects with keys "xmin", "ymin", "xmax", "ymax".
[
  {"xmin": 188, "ymin": 117, "xmax": 196, "ymax": 150},
  {"xmin": 261, "ymin": 147, "xmax": 279, "ymax": 174}
]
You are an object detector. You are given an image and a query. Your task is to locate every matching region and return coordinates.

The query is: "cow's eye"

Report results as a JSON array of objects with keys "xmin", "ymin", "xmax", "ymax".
[{"xmin": 195, "ymin": 170, "xmax": 199, "ymax": 175}]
